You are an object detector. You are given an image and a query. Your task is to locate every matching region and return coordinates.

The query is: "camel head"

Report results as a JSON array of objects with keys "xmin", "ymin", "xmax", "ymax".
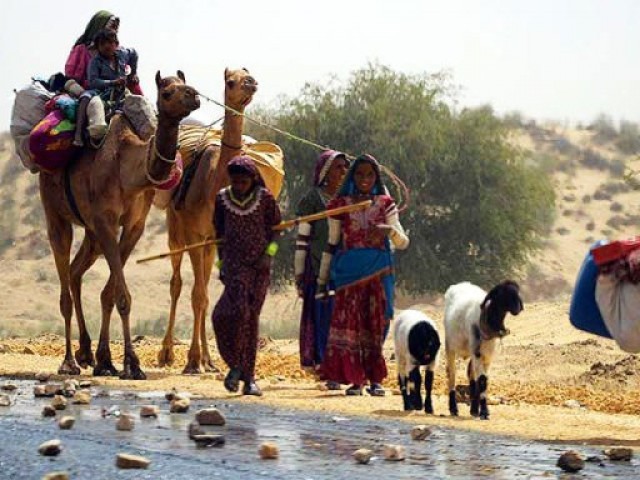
[
  {"xmin": 224, "ymin": 68, "xmax": 258, "ymax": 110},
  {"xmin": 155, "ymin": 70, "xmax": 201, "ymax": 121}
]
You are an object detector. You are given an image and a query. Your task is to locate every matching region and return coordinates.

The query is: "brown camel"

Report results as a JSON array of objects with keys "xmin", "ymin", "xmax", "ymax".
[
  {"xmin": 156, "ymin": 68, "xmax": 258, "ymax": 373},
  {"xmin": 39, "ymin": 71, "xmax": 200, "ymax": 379}
]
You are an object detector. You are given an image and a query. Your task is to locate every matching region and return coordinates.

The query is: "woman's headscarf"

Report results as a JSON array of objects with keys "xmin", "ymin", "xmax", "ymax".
[
  {"xmin": 314, "ymin": 149, "xmax": 347, "ymax": 187},
  {"xmin": 336, "ymin": 154, "xmax": 387, "ymax": 197},
  {"xmin": 228, "ymin": 155, "xmax": 266, "ymax": 187},
  {"xmin": 74, "ymin": 10, "xmax": 116, "ymax": 46}
]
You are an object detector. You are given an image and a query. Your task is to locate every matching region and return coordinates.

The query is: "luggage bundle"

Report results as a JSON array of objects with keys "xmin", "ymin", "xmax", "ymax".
[{"xmin": 570, "ymin": 237, "xmax": 640, "ymax": 352}]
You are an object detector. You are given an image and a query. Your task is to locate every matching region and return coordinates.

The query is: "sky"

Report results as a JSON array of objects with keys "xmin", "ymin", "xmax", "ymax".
[{"xmin": 1, "ymin": 0, "xmax": 639, "ymax": 132}]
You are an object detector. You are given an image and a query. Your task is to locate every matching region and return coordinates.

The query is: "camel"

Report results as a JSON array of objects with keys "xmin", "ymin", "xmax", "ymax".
[
  {"xmin": 156, "ymin": 68, "xmax": 258, "ymax": 373},
  {"xmin": 39, "ymin": 71, "xmax": 200, "ymax": 379}
]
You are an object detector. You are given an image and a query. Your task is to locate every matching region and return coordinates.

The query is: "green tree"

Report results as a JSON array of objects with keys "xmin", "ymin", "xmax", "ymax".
[{"xmin": 247, "ymin": 64, "xmax": 555, "ymax": 292}]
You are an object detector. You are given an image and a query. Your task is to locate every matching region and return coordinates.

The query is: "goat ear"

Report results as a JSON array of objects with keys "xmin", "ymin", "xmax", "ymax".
[
  {"xmin": 177, "ymin": 70, "xmax": 186, "ymax": 83},
  {"xmin": 155, "ymin": 71, "xmax": 162, "ymax": 88},
  {"xmin": 224, "ymin": 67, "xmax": 230, "ymax": 79},
  {"xmin": 481, "ymin": 299, "xmax": 491, "ymax": 311}
]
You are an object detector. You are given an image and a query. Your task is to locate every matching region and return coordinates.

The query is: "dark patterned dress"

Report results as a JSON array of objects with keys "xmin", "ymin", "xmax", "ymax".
[{"xmin": 211, "ymin": 186, "xmax": 281, "ymax": 381}]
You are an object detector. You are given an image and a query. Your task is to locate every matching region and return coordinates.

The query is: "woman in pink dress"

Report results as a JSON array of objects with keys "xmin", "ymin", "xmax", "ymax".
[{"xmin": 317, "ymin": 154, "xmax": 409, "ymax": 396}]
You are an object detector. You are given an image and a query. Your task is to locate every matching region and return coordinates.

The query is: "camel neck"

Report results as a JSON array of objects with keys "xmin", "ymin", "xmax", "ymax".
[
  {"xmin": 147, "ymin": 115, "xmax": 180, "ymax": 183},
  {"xmin": 220, "ymin": 106, "xmax": 245, "ymax": 169}
]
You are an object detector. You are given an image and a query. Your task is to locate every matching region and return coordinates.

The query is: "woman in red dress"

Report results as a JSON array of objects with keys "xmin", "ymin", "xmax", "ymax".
[{"xmin": 317, "ymin": 154, "xmax": 409, "ymax": 396}]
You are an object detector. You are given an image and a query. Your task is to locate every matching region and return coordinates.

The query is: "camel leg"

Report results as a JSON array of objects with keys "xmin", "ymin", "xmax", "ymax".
[
  {"xmin": 70, "ymin": 233, "xmax": 100, "ymax": 368},
  {"xmin": 94, "ymin": 276, "xmax": 119, "ymax": 376},
  {"xmin": 199, "ymin": 243, "xmax": 219, "ymax": 372},
  {"xmin": 45, "ymin": 211, "xmax": 80, "ymax": 376},
  {"xmin": 158, "ymin": 224, "xmax": 184, "ymax": 367},
  {"xmin": 94, "ymin": 213, "xmax": 145, "ymax": 380},
  {"xmin": 183, "ymin": 245, "xmax": 206, "ymax": 374}
]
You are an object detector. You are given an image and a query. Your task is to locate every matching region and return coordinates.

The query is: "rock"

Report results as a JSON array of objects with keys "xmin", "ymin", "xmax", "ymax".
[
  {"xmin": 79, "ymin": 380, "xmax": 92, "ymax": 389},
  {"xmin": 563, "ymin": 399, "xmax": 582, "ymax": 409},
  {"xmin": 165, "ymin": 388, "xmax": 178, "ymax": 401},
  {"xmin": 116, "ymin": 414, "xmax": 135, "ymax": 431},
  {"xmin": 139, "ymin": 405, "xmax": 159, "ymax": 418},
  {"xmin": 188, "ymin": 421, "xmax": 205, "ymax": 440},
  {"xmin": 604, "ymin": 447, "xmax": 633, "ymax": 461},
  {"xmin": 115, "ymin": 453, "xmax": 151, "ymax": 469},
  {"xmin": 557, "ymin": 450, "xmax": 584, "ymax": 472},
  {"xmin": 410, "ymin": 425, "xmax": 432, "ymax": 441},
  {"xmin": 23, "ymin": 346, "xmax": 36, "ymax": 355},
  {"xmin": 1, "ymin": 383, "xmax": 17, "ymax": 391},
  {"xmin": 44, "ymin": 384, "xmax": 60, "ymax": 397},
  {"xmin": 42, "ymin": 472, "xmax": 69, "ymax": 480},
  {"xmin": 38, "ymin": 439, "xmax": 62, "ymax": 457},
  {"xmin": 51, "ymin": 395, "xmax": 67, "ymax": 411},
  {"xmin": 35, "ymin": 372, "xmax": 51, "ymax": 382},
  {"xmin": 586, "ymin": 455, "xmax": 603, "ymax": 463},
  {"xmin": 196, "ymin": 408, "xmax": 225, "ymax": 426},
  {"xmin": 58, "ymin": 416, "xmax": 75, "ymax": 430},
  {"xmin": 192, "ymin": 434, "xmax": 226, "ymax": 448},
  {"xmin": 353, "ymin": 448, "xmax": 373, "ymax": 464},
  {"xmin": 64, "ymin": 379, "xmax": 79, "ymax": 391},
  {"xmin": 170, "ymin": 397, "xmax": 190, "ymax": 413},
  {"xmin": 42, "ymin": 405, "xmax": 57, "ymax": 417},
  {"xmin": 486, "ymin": 395, "xmax": 503, "ymax": 406},
  {"xmin": 0, "ymin": 394, "xmax": 10, "ymax": 407},
  {"xmin": 383, "ymin": 444, "xmax": 405, "ymax": 461},
  {"xmin": 72, "ymin": 390, "xmax": 91, "ymax": 405},
  {"xmin": 34, "ymin": 385, "xmax": 47, "ymax": 397},
  {"xmin": 259, "ymin": 442, "xmax": 279, "ymax": 459}
]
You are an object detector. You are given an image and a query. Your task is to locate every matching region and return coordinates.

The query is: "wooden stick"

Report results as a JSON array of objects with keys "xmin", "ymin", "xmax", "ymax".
[{"xmin": 136, "ymin": 200, "xmax": 371, "ymax": 264}]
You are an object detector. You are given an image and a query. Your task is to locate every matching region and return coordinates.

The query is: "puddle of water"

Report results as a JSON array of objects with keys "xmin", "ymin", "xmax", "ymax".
[{"xmin": 0, "ymin": 378, "xmax": 637, "ymax": 479}]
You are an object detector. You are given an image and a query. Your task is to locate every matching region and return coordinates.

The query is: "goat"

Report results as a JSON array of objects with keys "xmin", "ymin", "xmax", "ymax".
[
  {"xmin": 444, "ymin": 281, "xmax": 523, "ymax": 420},
  {"xmin": 393, "ymin": 309, "xmax": 441, "ymax": 413}
]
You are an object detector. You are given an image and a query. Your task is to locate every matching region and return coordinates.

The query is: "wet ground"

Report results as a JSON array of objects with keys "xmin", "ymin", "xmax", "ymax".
[{"xmin": 0, "ymin": 378, "xmax": 637, "ymax": 479}]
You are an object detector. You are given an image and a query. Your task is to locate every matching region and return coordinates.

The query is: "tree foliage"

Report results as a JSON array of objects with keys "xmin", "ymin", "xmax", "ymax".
[{"xmin": 247, "ymin": 64, "xmax": 555, "ymax": 293}]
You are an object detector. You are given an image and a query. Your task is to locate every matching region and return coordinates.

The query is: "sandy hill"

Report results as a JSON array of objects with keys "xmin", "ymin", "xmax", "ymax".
[{"xmin": 0, "ymin": 123, "xmax": 639, "ymax": 337}]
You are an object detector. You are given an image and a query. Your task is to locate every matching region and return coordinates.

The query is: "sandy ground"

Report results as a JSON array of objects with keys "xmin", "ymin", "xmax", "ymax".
[{"xmin": 1, "ymin": 299, "xmax": 639, "ymax": 447}]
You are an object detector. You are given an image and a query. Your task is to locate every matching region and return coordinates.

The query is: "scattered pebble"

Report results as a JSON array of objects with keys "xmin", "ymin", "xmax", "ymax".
[
  {"xmin": 51, "ymin": 395, "xmax": 67, "ymax": 411},
  {"xmin": 353, "ymin": 448, "xmax": 373, "ymax": 464},
  {"xmin": 383, "ymin": 444, "xmax": 405, "ymax": 461},
  {"xmin": 35, "ymin": 372, "xmax": 50, "ymax": 382},
  {"xmin": 170, "ymin": 397, "xmax": 190, "ymax": 413},
  {"xmin": 557, "ymin": 450, "xmax": 584, "ymax": 472},
  {"xmin": 391, "ymin": 389, "xmax": 402, "ymax": 396},
  {"xmin": 410, "ymin": 425, "xmax": 432, "ymax": 441},
  {"xmin": 563, "ymin": 399, "xmax": 582, "ymax": 409},
  {"xmin": 165, "ymin": 388, "xmax": 178, "ymax": 402},
  {"xmin": 72, "ymin": 391, "xmax": 91, "ymax": 405},
  {"xmin": 192, "ymin": 434, "xmax": 226, "ymax": 448},
  {"xmin": 604, "ymin": 447, "xmax": 633, "ymax": 461},
  {"xmin": 58, "ymin": 416, "xmax": 75, "ymax": 430},
  {"xmin": 139, "ymin": 405, "xmax": 159, "ymax": 418},
  {"xmin": 196, "ymin": 408, "xmax": 225, "ymax": 426},
  {"xmin": 116, "ymin": 414, "xmax": 135, "ymax": 431},
  {"xmin": 34, "ymin": 385, "xmax": 47, "ymax": 397},
  {"xmin": 79, "ymin": 380, "xmax": 92, "ymax": 389},
  {"xmin": 188, "ymin": 421, "xmax": 205, "ymax": 440},
  {"xmin": 331, "ymin": 416, "xmax": 349, "ymax": 423},
  {"xmin": 38, "ymin": 439, "xmax": 62, "ymax": 457},
  {"xmin": 45, "ymin": 385, "xmax": 61, "ymax": 397},
  {"xmin": 115, "ymin": 453, "xmax": 150, "ymax": 469},
  {"xmin": 1, "ymin": 383, "xmax": 17, "ymax": 392},
  {"xmin": 42, "ymin": 472, "xmax": 69, "ymax": 480},
  {"xmin": 259, "ymin": 442, "xmax": 279, "ymax": 459},
  {"xmin": 0, "ymin": 394, "xmax": 11, "ymax": 407},
  {"xmin": 42, "ymin": 405, "xmax": 57, "ymax": 417}
]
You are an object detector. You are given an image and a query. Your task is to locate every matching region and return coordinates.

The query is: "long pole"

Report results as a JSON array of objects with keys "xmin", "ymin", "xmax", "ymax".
[{"xmin": 136, "ymin": 200, "xmax": 372, "ymax": 264}]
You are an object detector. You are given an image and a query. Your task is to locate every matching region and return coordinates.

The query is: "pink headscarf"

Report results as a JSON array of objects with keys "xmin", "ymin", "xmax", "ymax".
[{"xmin": 314, "ymin": 150, "xmax": 347, "ymax": 186}]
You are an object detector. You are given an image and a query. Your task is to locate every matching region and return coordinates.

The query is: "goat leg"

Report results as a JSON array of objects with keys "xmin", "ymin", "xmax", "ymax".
[
  {"xmin": 424, "ymin": 369, "xmax": 434, "ymax": 414},
  {"xmin": 398, "ymin": 375, "xmax": 411, "ymax": 411},
  {"xmin": 478, "ymin": 374, "xmax": 489, "ymax": 420},
  {"xmin": 409, "ymin": 367, "xmax": 422, "ymax": 410}
]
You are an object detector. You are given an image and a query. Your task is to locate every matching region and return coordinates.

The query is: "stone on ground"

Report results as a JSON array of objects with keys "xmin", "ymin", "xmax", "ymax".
[
  {"xmin": 38, "ymin": 439, "xmax": 62, "ymax": 457},
  {"xmin": 51, "ymin": 395, "xmax": 67, "ymax": 411},
  {"xmin": 165, "ymin": 388, "xmax": 178, "ymax": 401},
  {"xmin": 1, "ymin": 383, "xmax": 17, "ymax": 391},
  {"xmin": 604, "ymin": 448, "xmax": 633, "ymax": 461},
  {"xmin": 0, "ymin": 394, "xmax": 10, "ymax": 407},
  {"xmin": 188, "ymin": 421, "xmax": 205, "ymax": 440},
  {"xmin": 72, "ymin": 390, "xmax": 91, "ymax": 405},
  {"xmin": 42, "ymin": 472, "xmax": 69, "ymax": 480},
  {"xmin": 383, "ymin": 444, "xmax": 405, "ymax": 461},
  {"xmin": 34, "ymin": 385, "xmax": 47, "ymax": 397},
  {"xmin": 115, "ymin": 453, "xmax": 151, "ymax": 469},
  {"xmin": 79, "ymin": 380, "xmax": 92, "ymax": 389},
  {"xmin": 139, "ymin": 405, "xmax": 159, "ymax": 418},
  {"xmin": 35, "ymin": 372, "xmax": 50, "ymax": 382},
  {"xmin": 192, "ymin": 434, "xmax": 226, "ymax": 448},
  {"xmin": 557, "ymin": 450, "xmax": 585, "ymax": 472},
  {"xmin": 116, "ymin": 414, "xmax": 135, "ymax": 431},
  {"xmin": 170, "ymin": 397, "xmax": 190, "ymax": 413},
  {"xmin": 42, "ymin": 405, "xmax": 57, "ymax": 417},
  {"xmin": 58, "ymin": 416, "xmax": 75, "ymax": 430},
  {"xmin": 195, "ymin": 407, "xmax": 225, "ymax": 426},
  {"xmin": 353, "ymin": 448, "xmax": 373, "ymax": 464},
  {"xmin": 410, "ymin": 425, "xmax": 432, "ymax": 441},
  {"xmin": 259, "ymin": 442, "xmax": 279, "ymax": 459}
]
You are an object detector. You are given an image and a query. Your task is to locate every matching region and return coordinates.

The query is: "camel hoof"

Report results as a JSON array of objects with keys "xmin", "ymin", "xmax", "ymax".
[
  {"xmin": 75, "ymin": 349, "xmax": 96, "ymax": 369},
  {"xmin": 202, "ymin": 360, "xmax": 221, "ymax": 373},
  {"xmin": 182, "ymin": 364, "xmax": 201, "ymax": 375},
  {"xmin": 93, "ymin": 363, "xmax": 119, "ymax": 377},
  {"xmin": 157, "ymin": 348, "xmax": 175, "ymax": 367},
  {"xmin": 119, "ymin": 368, "xmax": 147, "ymax": 380},
  {"xmin": 58, "ymin": 361, "xmax": 81, "ymax": 376}
]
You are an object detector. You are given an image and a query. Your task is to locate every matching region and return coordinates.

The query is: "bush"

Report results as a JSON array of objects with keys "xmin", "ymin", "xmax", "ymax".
[
  {"xmin": 616, "ymin": 121, "xmax": 640, "ymax": 154},
  {"xmin": 610, "ymin": 202, "xmax": 624, "ymax": 212}
]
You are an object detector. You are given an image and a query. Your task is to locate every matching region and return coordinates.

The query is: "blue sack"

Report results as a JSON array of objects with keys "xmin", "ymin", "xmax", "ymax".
[{"xmin": 569, "ymin": 240, "xmax": 613, "ymax": 338}]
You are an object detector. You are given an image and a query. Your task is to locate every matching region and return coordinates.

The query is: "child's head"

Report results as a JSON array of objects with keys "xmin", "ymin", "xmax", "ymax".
[
  {"xmin": 227, "ymin": 155, "xmax": 262, "ymax": 197},
  {"xmin": 94, "ymin": 29, "xmax": 119, "ymax": 57}
]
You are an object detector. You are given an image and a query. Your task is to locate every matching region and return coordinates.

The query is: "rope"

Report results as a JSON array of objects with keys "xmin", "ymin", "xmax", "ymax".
[{"xmin": 197, "ymin": 92, "xmax": 411, "ymax": 212}]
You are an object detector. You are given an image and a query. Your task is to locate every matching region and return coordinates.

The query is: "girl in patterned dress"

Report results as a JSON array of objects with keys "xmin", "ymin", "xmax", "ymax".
[
  {"xmin": 317, "ymin": 154, "xmax": 409, "ymax": 396},
  {"xmin": 212, "ymin": 156, "xmax": 282, "ymax": 396}
]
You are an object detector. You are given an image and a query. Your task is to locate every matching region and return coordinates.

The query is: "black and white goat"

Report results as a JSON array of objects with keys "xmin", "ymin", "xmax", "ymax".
[
  {"xmin": 444, "ymin": 281, "xmax": 523, "ymax": 420},
  {"xmin": 394, "ymin": 310, "xmax": 441, "ymax": 413}
]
